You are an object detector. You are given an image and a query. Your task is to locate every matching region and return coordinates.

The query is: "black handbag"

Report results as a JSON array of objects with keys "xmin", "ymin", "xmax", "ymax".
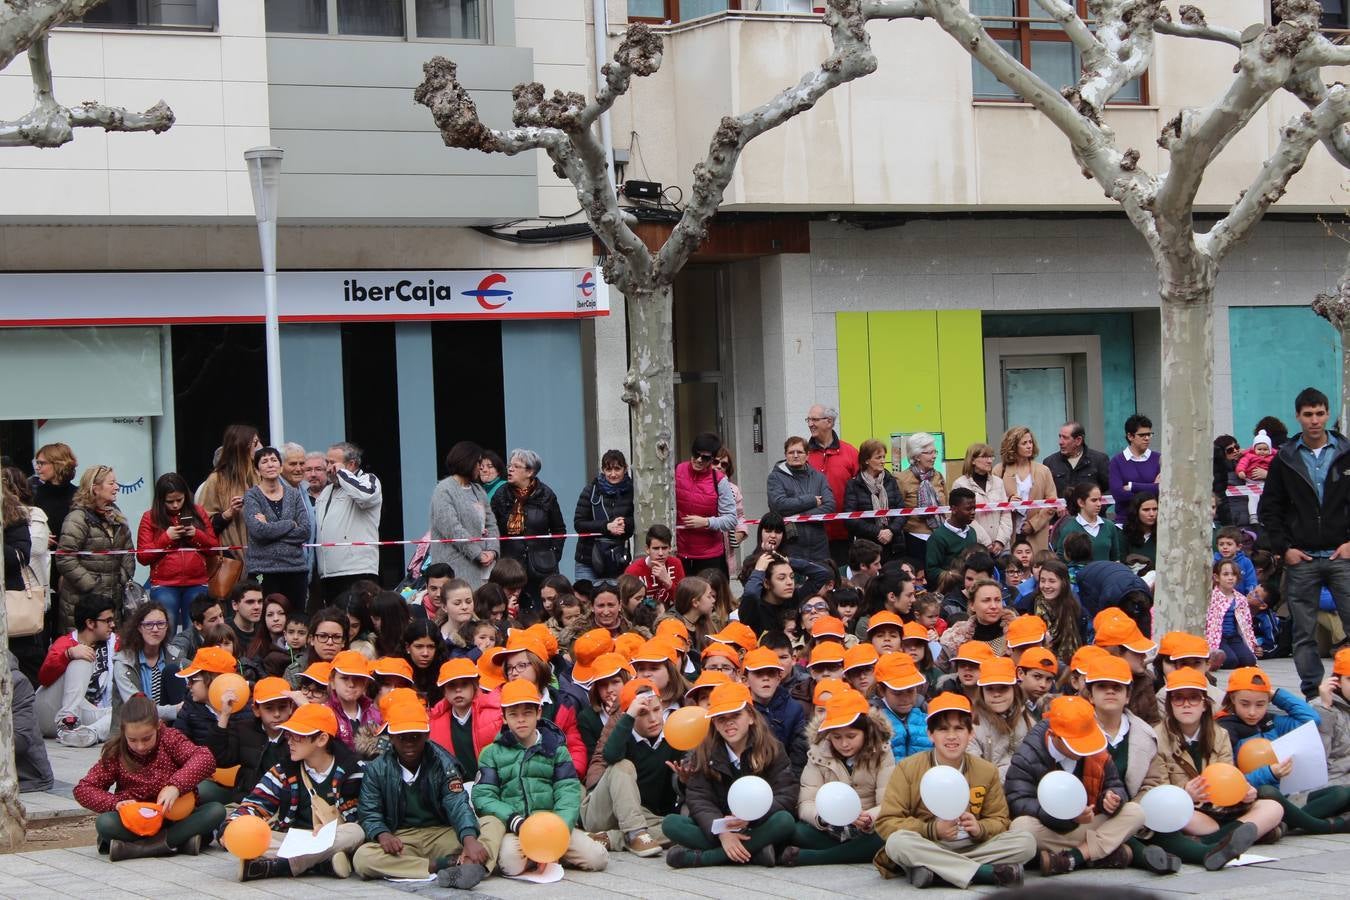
[
  {"xmin": 526, "ymin": 546, "xmax": 559, "ymax": 581},
  {"xmin": 590, "ymin": 537, "xmax": 631, "ymax": 578}
]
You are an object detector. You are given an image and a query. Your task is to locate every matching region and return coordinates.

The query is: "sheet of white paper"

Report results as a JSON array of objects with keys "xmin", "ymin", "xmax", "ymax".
[
  {"xmin": 277, "ymin": 819, "xmax": 337, "ymax": 859},
  {"xmin": 386, "ymin": 876, "xmax": 436, "ymax": 883},
  {"xmin": 1224, "ymin": 853, "xmax": 1277, "ymax": 868},
  {"xmin": 505, "ymin": 862, "xmax": 563, "ymax": 883},
  {"xmin": 1270, "ymin": 721, "xmax": 1329, "ymax": 795},
  {"xmin": 710, "ymin": 817, "xmax": 734, "ymax": 835}
]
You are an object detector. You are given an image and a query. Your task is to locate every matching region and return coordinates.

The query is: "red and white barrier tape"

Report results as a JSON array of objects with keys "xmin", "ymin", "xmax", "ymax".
[
  {"xmin": 748, "ymin": 496, "xmax": 1113, "ymax": 526},
  {"xmin": 52, "ymin": 531, "xmax": 605, "ymax": 557},
  {"xmin": 1226, "ymin": 484, "xmax": 1263, "ymax": 496}
]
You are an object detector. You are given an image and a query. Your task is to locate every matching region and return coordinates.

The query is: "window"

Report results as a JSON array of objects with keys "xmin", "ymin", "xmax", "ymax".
[
  {"xmin": 74, "ymin": 0, "xmax": 218, "ymax": 29},
  {"xmin": 972, "ymin": 0, "xmax": 1145, "ymax": 103},
  {"xmin": 628, "ymin": 0, "xmax": 741, "ymax": 24},
  {"xmin": 265, "ymin": 0, "xmax": 484, "ymax": 39}
]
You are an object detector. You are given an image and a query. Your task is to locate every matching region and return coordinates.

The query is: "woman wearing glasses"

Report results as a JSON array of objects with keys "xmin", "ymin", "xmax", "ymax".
[
  {"xmin": 1212, "ymin": 434, "xmax": 1249, "ymax": 526},
  {"xmin": 55, "ymin": 464, "xmax": 134, "ymax": 632},
  {"xmin": 112, "ymin": 601, "xmax": 185, "ymax": 722},
  {"xmin": 283, "ymin": 609, "xmax": 349, "ymax": 688},
  {"xmin": 674, "ymin": 432, "xmax": 738, "ymax": 579}
]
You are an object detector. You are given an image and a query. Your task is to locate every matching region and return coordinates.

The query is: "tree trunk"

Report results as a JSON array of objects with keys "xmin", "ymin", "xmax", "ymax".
[
  {"xmin": 1341, "ymin": 325, "xmax": 1350, "ymax": 435},
  {"xmin": 1154, "ymin": 283, "xmax": 1217, "ymax": 636},
  {"xmin": 623, "ymin": 283, "xmax": 676, "ymax": 538},
  {"xmin": 0, "ymin": 436, "xmax": 26, "ymax": 850}
]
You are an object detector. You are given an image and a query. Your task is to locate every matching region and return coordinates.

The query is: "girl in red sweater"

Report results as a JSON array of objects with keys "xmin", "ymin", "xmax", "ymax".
[{"xmin": 74, "ymin": 694, "xmax": 225, "ymax": 861}]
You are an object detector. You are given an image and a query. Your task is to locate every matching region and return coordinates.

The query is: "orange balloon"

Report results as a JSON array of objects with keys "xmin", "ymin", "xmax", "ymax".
[
  {"xmin": 1201, "ymin": 763, "xmax": 1248, "ymax": 807},
  {"xmin": 118, "ymin": 802, "xmax": 164, "ymax": 837},
  {"xmin": 664, "ymin": 705, "xmax": 710, "ymax": 751},
  {"xmin": 165, "ymin": 792, "xmax": 196, "ymax": 821},
  {"xmin": 518, "ymin": 811, "xmax": 570, "ymax": 864},
  {"xmin": 221, "ymin": 814, "xmax": 272, "ymax": 860},
  {"xmin": 212, "ymin": 765, "xmax": 240, "ymax": 787},
  {"xmin": 1237, "ymin": 738, "xmax": 1279, "ymax": 774},
  {"xmin": 209, "ymin": 673, "xmax": 250, "ymax": 713}
]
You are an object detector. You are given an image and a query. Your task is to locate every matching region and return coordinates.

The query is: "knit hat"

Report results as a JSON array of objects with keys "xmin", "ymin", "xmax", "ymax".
[
  {"xmin": 1045, "ymin": 695, "xmax": 1107, "ymax": 756},
  {"xmin": 1252, "ymin": 430, "xmax": 1272, "ymax": 450}
]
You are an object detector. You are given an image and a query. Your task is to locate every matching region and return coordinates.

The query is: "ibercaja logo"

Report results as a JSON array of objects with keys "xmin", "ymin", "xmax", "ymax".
[
  {"xmin": 343, "ymin": 274, "xmax": 514, "ymax": 311},
  {"xmin": 576, "ymin": 270, "xmax": 597, "ymax": 311}
]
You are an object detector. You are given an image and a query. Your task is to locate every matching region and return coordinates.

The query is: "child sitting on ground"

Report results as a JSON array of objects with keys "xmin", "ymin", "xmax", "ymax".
[{"xmin": 1205, "ymin": 559, "xmax": 1260, "ymax": 669}]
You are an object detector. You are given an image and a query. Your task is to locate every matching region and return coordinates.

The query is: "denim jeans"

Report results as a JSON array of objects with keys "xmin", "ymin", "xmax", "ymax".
[
  {"xmin": 149, "ymin": 583, "xmax": 210, "ymax": 634},
  {"xmin": 1283, "ymin": 556, "xmax": 1350, "ymax": 695},
  {"xmin": 1219, "ymin": 633, "xmax": 1257, "ymax": 669}
]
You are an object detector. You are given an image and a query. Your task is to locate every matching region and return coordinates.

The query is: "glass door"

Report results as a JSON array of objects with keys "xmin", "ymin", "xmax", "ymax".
[
  {"xmin": 1002, "ymin": 354, "xmax": 1073, "ymax": 449},
  {"xmin": 672, "ymin": 268, "xmax": 724, "ymax": 455}
]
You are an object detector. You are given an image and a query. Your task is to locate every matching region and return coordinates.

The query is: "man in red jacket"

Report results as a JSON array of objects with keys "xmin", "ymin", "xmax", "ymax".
[{"xmin": 806, "ymin": 404, "xmax": 860, "ymax": 568}]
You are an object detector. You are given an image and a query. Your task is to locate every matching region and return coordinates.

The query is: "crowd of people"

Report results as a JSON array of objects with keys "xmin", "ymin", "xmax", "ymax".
[{"xmin": 4, "ymin": 387, "xmax": 1350, "ymax": 890}]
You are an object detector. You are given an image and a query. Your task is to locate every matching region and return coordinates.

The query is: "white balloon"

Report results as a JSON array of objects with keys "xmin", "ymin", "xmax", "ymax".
[
  {"xmin": 815, "ymin": 782, "xmax": 863, "ymax": 828},
  {"xmin": 1037, "ymin": 771, "xmax": 1089, "ymax": 820},
  {"xmin": 919, "ymin": 765, "xmax": 969, "ymax": 820},
  {"xmin": 1140, "ymin": 784, "xmax": 1195, "ymax": 833},
  {"xmin": 727, "ymin": 775, "xmax": 773, "ymax": 822}
]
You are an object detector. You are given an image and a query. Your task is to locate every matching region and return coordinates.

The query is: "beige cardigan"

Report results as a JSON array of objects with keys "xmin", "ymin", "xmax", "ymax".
[{"xmin": 993, "ymin": 462, "xmax": 1057, "ymax": 553}]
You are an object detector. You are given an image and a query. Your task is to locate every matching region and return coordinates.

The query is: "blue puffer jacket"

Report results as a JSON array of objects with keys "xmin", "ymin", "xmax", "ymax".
[
  {"xmin": 755, "ymin": 684, "xmax": 807, "ymax": 776},
  {"xmin": 877, "ymin": 698, "xmax": 932, "ymax": 761},
  {"xmin": 1218, "ymin": 687, "xmax": 1320, "ymax": 789}
]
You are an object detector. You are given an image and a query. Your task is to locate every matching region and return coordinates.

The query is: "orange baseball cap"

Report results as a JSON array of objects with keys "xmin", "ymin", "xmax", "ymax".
[
  {"xmin": 656, "ymin": 618, "xmax": 692, "ymax": 650},
  {"xmin": 619, "ymin": 677, "xmax": 658, "ymax": 711},
  {"xmin": 178, "ymin": 646, "xmax": 237, "ymax": 677},
  {"xmin": 1045, "ymin": 695, "xmax": 1107, "ymax": 755},
  {"xmin": 378, "ymin": 687, "xmax": 421, "ymax": 719},
  {"xmin": 1018, "ymin": 647, "xmax": 1059, "ymax": 675},
  {"xmin": 843, "ymin": 643, "xmax": 879, "ymax": 672},
  {"xmin": 578, "ymin": 651, "xmax": 635, "ymax": 687},
  {"xmin": 632, "ymin": 638, "xmax": 678, "ymax": 666},
  {"xmin": 1084, "ymin": 654, "xmax": 1133, "ymax": 685},
  {"xmin": 437, "ymin": 658, "xmax": 480, "ymax": 686},
  {"xmin": 701, "ymin": 642, "xmax": 742, "ymax": 668},
  {"xmin": 808, "ymin": 643, "xmax": 846, "ymax": 668},
  {"xmin": 875, "ymin": 652, "xmax": 925, "ymax": 691},
  {"xmin": 331, "ymin": 650, "xmax": 372, "ymax": 679},
  {"xmin": 742, "ymin": 647, "xmax": 783, "ymax": 672},
  {"xmin": 1070, "ymin": 645, "xmax": 1111, "ymax": 674},
  {"xmin": 707, "ymin": 681, "xmax": 753, "ymax": 718},
  {"xmin": 573, "ymin": 628, "xmax": 615, "ymax": 666},
  {"xmin": 490, "ymin": 633, "xmax": 549, "ymax": 668},
  {"xmin": 685, "ymin": 670, "xmax": 731, "ymax": 698},
  {"xmin": 1093, "ymin": 610, "xmax": 1157, "ymax": 654},
  {"xmin": 709, "ymin": 622, "xmax": 758, "ymax": 653},
  {"xmin": 278, "ymin": 703, "xmax": 338, "ymax": 737},
  {"xmin": 477, "ymin": 653, "xmax": 505, "ymax": 691},
  {"xmin": 867, "ymin": 611, "xmax": 905, "ymax": 634},
  {"xmin": 1158, "ymin": 631, "xmax": 1210, "ymax": 661},
  {"xmin": 615, "ymin": 632, "xmax": 645, "ymax": 660},
  {"xmin": 252, "ymin": 677, "xmax": 292, "ymax": 704},
  {"xmin": 1006, "ymin": 615, "xmax": 1048, "ymax": 648},
  {"xmin": 1163, "ymin": 667, "xmax": 1209, "ymax": 694},
  {"xmin": 818, "ymin": 689, "xmax": 871, "ymax": 732},
  {"xmin": 500, "ymin": 679, "xmax": 543, "ymax": 708},
  {"xmin": 299, "ymin": 661, "xmax": 333, "ymax": 685},
  {"xmin": 901, "ymin": 621, "xmax": 930, "ymax": 642},
  {"xmin": 1226, "ymin": 666, "xmax": 1274, "ymax": 695},
  {"xmin": 954, "ymin": 642, "xmax": 996, "ymax": 665},
  {"xmin": 977, "ymin": 656, "xmax": 1018, "ymax": 686},
  {"xmin": 373, "ymin": 657, "xmax": 415, "ymax": 683},
  {"xmin": 813, "ymin": 677, "xmax": 848, "ymax": 706},
  {"xmin": 810, "ymin": 616, "xmax": 847, "ymax": 639},
  {"xmin": 384, "ymin": 702, "xmax": 431, "ymax": 735},
  {"xmin": 926, "ymin": 691, "xmax": 974, "ymax": 721},
  {"xmin": 521, "ymin": 624, "xmax": 559, "ymax": 659},
  {"xmin": 1336, "ymin": 647, "xmax": 1350, "ymax": 678}
]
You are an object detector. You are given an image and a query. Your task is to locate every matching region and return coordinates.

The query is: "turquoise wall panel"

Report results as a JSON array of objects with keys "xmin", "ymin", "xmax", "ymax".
[
  {"xmin": 1230, "ymin": 306, "xmax": 1341, "ymax": 435},
  {"xmin": 280, "ymin": 324, "xmax": 345, "ymax": 452}
]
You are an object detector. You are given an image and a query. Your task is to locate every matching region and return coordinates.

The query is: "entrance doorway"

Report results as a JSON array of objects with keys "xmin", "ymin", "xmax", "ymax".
[
  {"xmin": 983, "ymin": 336, "xmax": 1104, "ymax": 450},
  {"xmin": 673, "ymin": 268, "xmax": 726, "ymax": 454}
]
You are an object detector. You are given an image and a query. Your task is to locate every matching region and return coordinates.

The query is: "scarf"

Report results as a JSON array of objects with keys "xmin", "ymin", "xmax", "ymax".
[
  {"xmin": 507, "ymin": 481, "xmax": 535, "ymax": 536},
  {"xmin": 1034, "ymin": 595, "xmax": 1081, "ymax": 664},
  {"xmin": 595, "ymin": 472, "xmax": 632, "ymax": 498},
  {"xmin": 860, "ymin": 471, "xmax": 887, "ymax": 511},
  {"xmin": 915, "ymin": 467, "xmax": 940, "ymax": 529}
]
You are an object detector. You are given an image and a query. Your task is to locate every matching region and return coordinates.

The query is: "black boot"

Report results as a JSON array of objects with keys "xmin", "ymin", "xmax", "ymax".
[
  {"xmin": 436, "ymin": 863, "xmax": 488, "ymax": 890},
  {"xmin": 238, "ymin": 857, "xmax": 293, "ymax": 882},
  {"xmin": 1204, "ymin": 822, "xmax": 1258, "ymax": 871},
  {"xmin": 109, "ymin": 833, "xmax": 171, "ymax": 862}
]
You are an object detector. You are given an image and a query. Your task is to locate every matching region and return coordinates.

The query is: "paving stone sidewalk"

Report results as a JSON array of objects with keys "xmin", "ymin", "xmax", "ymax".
[{"xmin": 9, "ymin": 657, "xmax": 1346, "ymax": 898}]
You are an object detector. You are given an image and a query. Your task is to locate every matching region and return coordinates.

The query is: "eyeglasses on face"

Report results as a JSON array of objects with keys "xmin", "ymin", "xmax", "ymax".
[
  {"xmin": 96, "ymin": 616, "xmax": 116, "ymax": 625},
  {"xmin": 140, "ymin": 621, "xmax": 169, "ymax": 631},
  {"xmin": 313, "ymin": 632, "xmax": 344, "ymax": 644},
  {"xmin": 505, "ymin": 661, "xmax": 533, "ymax": 675},
  {"xmin": 693, "ymin": 453, "xmax": 715, "ymax": 463}
]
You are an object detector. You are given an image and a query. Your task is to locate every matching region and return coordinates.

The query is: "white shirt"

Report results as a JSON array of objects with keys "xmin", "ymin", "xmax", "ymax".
[
  {"xmin": 1102, "ymin": 714, "xmax": 1130, "ymax": 748},
  {"xmin": 1046, "ymin": 736, "xmax": 1078, "ymax": 773},
  {"xmin": 399, "ymin": 763, "xmax": 421, "ymax": 784},
  {"xmin": 1124, "ymin": 448, "xmax": 1153, "ymax": 463},
  {"xmin": 942, "ymin": 520, "xmax": 971, "ymax": 539},
  {"xmin": 726, "ymin": 746, "xmax": 742, "ymax": 770},
  {"xmin": 304, "ymin": 759, "xmax": 336, "ymax": 782},
  {"xmin": 452, "ymin": 709, "xmax": 471, "ymax": 727},
  {"xmin": 634, "ymin": 731, "xmax": 666, "ymax": 750},
  {"xmin": 1075, "ymin": 514, "xmax": 1101, "ymax": 538}
]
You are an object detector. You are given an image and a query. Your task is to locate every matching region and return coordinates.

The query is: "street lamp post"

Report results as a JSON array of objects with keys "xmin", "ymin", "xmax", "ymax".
[{"xmin": 244, "ymin": 146, "xmax": 285, "ymax": 447}]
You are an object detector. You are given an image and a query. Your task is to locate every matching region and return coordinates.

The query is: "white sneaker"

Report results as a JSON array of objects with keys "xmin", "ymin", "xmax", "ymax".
[{"xmin": 57, "ymin": 725, "xmax": 100, "ymax": 748}]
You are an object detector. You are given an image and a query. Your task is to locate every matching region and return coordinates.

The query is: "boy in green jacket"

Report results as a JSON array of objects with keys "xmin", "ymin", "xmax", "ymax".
[
  {"xmin": 476, "ymin": 680, "xmax": 609, "ymax": 875},
  {"xmin": 351, "ymin": 701, "xmax": 503, "ymax": 889}
]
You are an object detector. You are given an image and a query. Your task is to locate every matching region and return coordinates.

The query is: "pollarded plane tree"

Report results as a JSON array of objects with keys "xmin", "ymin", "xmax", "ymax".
[
  {"xmin": 865, "ymin": 0, "xmax": 1350, "ymax": 633},
  {"xmin": 414, "ymin": 0, "xmax": 881, "ymax": 536},
  {"xmin": 0, "ymin": 0, "xmax": 175, "ymax": 849}
]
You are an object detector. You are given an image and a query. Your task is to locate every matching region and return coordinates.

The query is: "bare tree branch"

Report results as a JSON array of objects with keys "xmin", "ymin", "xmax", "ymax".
[
  {"xmin": 0, "ymin": 26, "xmax": 173, "ymax": 148},
  {"xmin": 1153, "ymin": 5, "xmax": 1242, "ymax": 47},
  {"xmin": 1205, "ymin": 84, "xmax": 1350, "ymax": 259},
  {"xmin": 0, "ymin": 0, "xmax": 102, "ymax": 70}
]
